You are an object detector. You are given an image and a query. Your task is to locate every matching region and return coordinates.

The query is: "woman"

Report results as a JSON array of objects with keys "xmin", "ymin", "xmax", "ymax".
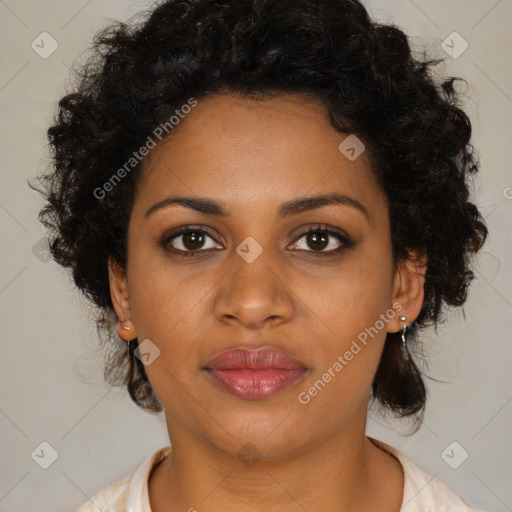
[{"xmin": 33, "ymin": 0, "xmax": 488, "ymax": 510}]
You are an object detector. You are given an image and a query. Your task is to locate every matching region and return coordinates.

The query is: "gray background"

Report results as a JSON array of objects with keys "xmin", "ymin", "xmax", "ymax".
[{"xmin": 0, "ymin": 0, "xmax": 510, "ymax": 511}]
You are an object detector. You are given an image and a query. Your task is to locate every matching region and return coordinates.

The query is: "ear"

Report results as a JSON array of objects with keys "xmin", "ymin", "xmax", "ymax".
[
  {"xmin": 387, "ymin": 249, "xmax": 427, "ymax": 333},
  {"xmin": 108, "ymin": 257, "xmax": 136, "ymax": 341}
]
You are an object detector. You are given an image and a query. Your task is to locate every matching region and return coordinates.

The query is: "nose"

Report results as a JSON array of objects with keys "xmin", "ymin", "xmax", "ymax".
[{"xmin": 213, "ymin": 244, "xmax": 295, "ymax": 330}]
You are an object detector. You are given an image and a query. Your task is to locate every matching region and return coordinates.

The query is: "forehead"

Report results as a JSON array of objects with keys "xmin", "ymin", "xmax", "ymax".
[
  {"xmin": 134, "ymin": 92, "xmax": 386, "ymax": 220},
  {"xmin": 150, "ymin": 92, "xmax": 353, "ymax": 158}
]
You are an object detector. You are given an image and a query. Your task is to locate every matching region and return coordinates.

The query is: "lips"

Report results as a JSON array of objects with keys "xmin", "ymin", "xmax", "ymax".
[
  {"xmin": 204, "ymin": 347, "xmax": 308, "ymax": 400},
  {"xmin": 206, "ymin": 347, "xmax": 307, "ymax": 371}
]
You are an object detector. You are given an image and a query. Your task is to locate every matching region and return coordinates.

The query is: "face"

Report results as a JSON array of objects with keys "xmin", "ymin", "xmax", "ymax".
[{"xmin": 110, "ymin": 93, "xmax": 425, "ymax": 459}]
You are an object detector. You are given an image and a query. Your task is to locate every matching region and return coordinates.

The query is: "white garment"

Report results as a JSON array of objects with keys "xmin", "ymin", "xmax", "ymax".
[{"xmin": 76, "ymin": 437, "xmax": 484, "ymax": 511}]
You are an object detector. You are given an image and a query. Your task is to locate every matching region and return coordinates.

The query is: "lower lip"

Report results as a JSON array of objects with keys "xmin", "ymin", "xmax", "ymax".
[{"xmin": 206, "ymin": 368, "xmax": 307, "ymax": 400}]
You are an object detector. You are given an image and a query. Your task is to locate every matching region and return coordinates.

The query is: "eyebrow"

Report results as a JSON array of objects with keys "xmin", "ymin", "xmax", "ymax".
[{"xmin": 144, "ymin": 193, "xmax": 370, "ymax": 221}]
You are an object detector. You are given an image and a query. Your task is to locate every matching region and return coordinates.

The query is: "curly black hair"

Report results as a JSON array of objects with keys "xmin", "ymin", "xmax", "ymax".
[{"xmin": 31, "ymin": 0, "xmax": 488, "ymax": 425}]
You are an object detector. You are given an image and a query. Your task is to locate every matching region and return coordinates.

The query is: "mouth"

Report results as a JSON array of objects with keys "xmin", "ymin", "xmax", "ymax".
[{"xmin": 203, "ymin": 347, "xmax": 308, "ymax": 400}]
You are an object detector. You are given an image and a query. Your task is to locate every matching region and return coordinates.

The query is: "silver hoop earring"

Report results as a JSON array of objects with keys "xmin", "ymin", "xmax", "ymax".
[{"xmin": 399, "ymin": 315, "xmax": 407, "ymax": 347}]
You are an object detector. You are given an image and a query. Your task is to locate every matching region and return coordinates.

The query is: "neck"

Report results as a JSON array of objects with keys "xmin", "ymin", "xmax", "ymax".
[{"xmin": 149, "ymin": 417, "xmax": 404, "ymax": 511}]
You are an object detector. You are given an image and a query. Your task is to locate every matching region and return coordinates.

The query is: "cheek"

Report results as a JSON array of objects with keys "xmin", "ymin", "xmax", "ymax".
[
  {"xmin": 126, "ymin": 243, "xmax": 220, "ymax": 381},
  {"xmin": 296, "ymin": 276, "xmax": 391, "ymax": 418},
  {"xmin": 126, "ymin": 229, "xmax": 202, "ymax": 330},
  {"xmin": 303, "ymin": 251, "xmax": 394, "ymax": 393},
  {"xmin": 129, "ymin": 266, "xmax": 212, "ymax": 346},
  {"xmin": 126, "ymin": 262, "xmax": 213, "ymax": 412},
  {"xmin": 308, "ymin": 254, "xmax": 393, "ymax": 344}
]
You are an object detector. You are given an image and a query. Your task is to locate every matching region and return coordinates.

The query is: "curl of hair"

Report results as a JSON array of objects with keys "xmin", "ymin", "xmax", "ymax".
[{"xmin": 31, "ymin": 0, "xmax": 488, "ymax": 424}]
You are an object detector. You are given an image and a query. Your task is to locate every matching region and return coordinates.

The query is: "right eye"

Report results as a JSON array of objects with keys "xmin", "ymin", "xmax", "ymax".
[{"xmin": 160, "ymin": 226, "xmax": 223, "ymax": 257}]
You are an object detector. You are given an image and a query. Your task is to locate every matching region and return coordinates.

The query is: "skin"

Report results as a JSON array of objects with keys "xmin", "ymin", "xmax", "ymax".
[{"xmin": 109, "ymin": 93, "xmax": 427, "ymax": 512}]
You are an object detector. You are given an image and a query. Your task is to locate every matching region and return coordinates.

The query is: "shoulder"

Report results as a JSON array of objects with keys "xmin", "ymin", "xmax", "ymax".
[
  {"xmin": 75, "ymin": 445, "xmax": 172, "ymax": 512},
  {"xmin": 75, "ymin": 472, "xmax": 130, "ymax": 512},
  {"xmin": 368, "ymin": 437, "xmax": 485, "ymax": 512}
]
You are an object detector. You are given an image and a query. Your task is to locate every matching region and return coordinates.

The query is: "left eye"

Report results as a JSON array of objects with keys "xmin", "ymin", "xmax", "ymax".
[{"xmin": 289, "ymin": 227, "xmax": 349, "ymax": 254}]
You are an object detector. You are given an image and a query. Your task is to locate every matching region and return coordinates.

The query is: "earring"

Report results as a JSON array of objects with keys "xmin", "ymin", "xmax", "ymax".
[
  {"xmin": 399, "ymin": 315, "xmax": 407, "ymax": 347},
  {"xmin": 116, "ymin": 319, "xmax": 136, "ymax": 342},
  {"xmin": 120, "ymin": 320, "xmax": 133, "ymax": 331}
]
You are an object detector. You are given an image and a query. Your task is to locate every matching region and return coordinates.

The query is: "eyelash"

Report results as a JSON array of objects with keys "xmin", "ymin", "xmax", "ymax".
[{"xmin": 160, "ymin": 224, "xmax": 353, "ymax": 258}]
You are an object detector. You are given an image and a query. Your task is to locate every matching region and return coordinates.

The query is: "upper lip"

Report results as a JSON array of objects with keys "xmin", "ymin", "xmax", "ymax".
[{"xmin": 204, "ymin": 347, "xmax": 307, "ymax": 371}]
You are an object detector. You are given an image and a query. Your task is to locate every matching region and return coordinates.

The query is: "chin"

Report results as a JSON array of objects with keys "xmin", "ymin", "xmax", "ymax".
[{"xmin": 203, "ymin": 405, "xmax": 312, "ymax": 460}]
